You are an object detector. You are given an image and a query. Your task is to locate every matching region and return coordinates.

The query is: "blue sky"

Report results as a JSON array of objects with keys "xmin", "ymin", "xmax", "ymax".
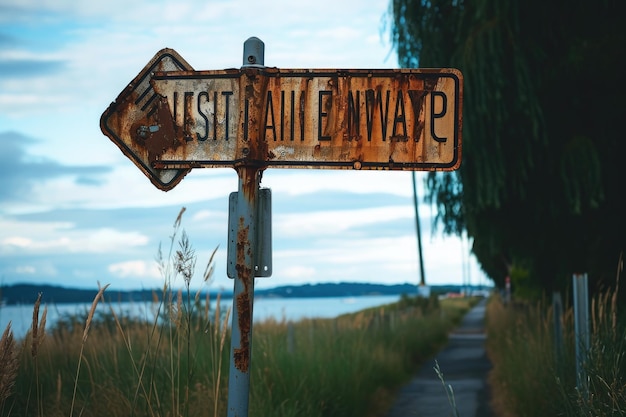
[{"xmin": 0, "ymin": 0, "xmax": 490, "ymax": 293}]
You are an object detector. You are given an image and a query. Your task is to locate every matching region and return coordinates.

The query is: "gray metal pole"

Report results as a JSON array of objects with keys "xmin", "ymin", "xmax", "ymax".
[
  {"xmin": 573, "ymin": 273, "xmax": 589, "ymax": 397},
  {"xmin": 226, "ymin": 37, "xmax": 265, "ymax": 417},
  {"xmin": 412, "ymin": 172, "xmax": 427, "ymax": 289}
]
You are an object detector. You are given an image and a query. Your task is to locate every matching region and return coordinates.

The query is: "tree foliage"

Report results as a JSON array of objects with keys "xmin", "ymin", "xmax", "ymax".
[{"xmin": 389, "ymin": 0, "xmax": 626, "ymax": 293}]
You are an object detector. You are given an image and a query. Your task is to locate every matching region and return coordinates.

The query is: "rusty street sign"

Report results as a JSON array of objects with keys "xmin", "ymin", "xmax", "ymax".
[
  {"xmin": 151, "ymin": 67, "xmax": 462, "ymax": 171},
  {"xmin": 101, "ymin": 47, "xmax": 462, "ymax": 191},
  {"xmin": 100, "ymin": 39, "xmax": 463, "ymax": 417}
]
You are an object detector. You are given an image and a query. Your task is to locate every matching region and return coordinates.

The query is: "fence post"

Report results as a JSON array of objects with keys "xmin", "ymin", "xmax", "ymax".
[
  {"xmin": 572, "ymin": 273, "xmax": 589, "ymax": 397},
  {"xmin": 552, "ymin": 292, "xmax": 563, "ymax": 365}
]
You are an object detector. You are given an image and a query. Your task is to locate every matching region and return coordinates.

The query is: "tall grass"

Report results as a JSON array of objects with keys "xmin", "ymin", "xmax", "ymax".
[
  {"xmin": 487, "ymin": 259, "xmax": 626, "ymax": 417},
  {"xmin": 248, "ymin": 297, "xmax": 470, "ymax": 417},
  {"xmin": 0, "ymin": 207, "xmax": 474, "ymax": 416},
  {"xmin": 0, "ymin": 295, "xmax": 470, "ymax": 417}
]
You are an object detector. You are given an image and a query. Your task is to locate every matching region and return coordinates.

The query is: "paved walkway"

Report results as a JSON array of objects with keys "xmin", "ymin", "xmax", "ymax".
[{"xmin": 384, "ymin": 298, "xmax": 495, "ymax": 417}]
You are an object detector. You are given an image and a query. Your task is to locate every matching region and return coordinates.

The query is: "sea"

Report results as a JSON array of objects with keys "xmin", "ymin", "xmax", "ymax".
[{"xmin": 0, "ymin": 295, "xmax": 401, "ymax": 340}]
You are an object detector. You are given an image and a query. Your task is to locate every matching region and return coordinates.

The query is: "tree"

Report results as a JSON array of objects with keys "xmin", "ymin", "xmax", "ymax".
[{"xmin": 389, "ymin": 0, "xmax": 626, "ymax": 295}]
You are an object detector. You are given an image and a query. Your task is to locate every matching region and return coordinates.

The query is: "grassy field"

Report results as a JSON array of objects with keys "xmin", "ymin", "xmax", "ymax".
[
  {"xmin": 0, "ymin": 287, "xmax": 475, "ymax": 417},
  {"xmin": 1, "ymin": 211, "xmax": 478, "ymax": 417},
  {"xmin": 486, "ymin": 277, "xmax": 625, "ymax": 416}
]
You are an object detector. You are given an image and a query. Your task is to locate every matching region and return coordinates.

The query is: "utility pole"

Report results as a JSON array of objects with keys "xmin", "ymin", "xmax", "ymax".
[{"xmin": 412, "ymin": 172, "xmax": 429, "ymax": 297}]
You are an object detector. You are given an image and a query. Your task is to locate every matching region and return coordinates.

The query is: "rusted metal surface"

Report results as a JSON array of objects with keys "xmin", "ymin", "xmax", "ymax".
[
  {"xmin": 150, "ymin": 67, "xmax": 462, "ymax": 171},
  {"xmin": 100, "ymin": 48, "xmax": 193, "ymax": 191},
  {"xmin": 229, "ymin": 167, "xmax": 260, "ymax": 373},
  {"xmin": 101, "ymin": 47, "xmax": 462, "ymax": 191},
  {"xmin": 233, "ymin": 216, "xmax": 252, "ymax": 372}
]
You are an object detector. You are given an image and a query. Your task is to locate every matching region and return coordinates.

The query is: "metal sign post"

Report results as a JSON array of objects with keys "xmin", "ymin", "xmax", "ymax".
[
  {"xmin": 226, "ymin": 37, "xmax": 265, "ymax": 417},
  {"xmin": 99, "ymin": 37, "xmax": 463, "ymax": 417}
]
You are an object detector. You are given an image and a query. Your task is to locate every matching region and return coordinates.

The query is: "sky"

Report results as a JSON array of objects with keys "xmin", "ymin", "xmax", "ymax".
[{"xmin": 0, "ymin": 0, "xmax": 491, "ymax": 294}]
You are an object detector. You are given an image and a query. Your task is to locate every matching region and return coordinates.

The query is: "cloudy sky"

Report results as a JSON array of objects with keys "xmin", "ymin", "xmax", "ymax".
[{"xmin": 0, "ymin": 0, "xmax": 490, "ymax": 293}]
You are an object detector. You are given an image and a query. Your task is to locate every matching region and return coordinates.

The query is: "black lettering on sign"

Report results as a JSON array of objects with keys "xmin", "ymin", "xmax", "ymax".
[
  {"xmin": 408, "ymin": 90, "xmax": 428, "ymax": 142},
  {"xmin": 430, "ymin": 91, "xmax": 447, "ymax": 142},
  {"xmin": 211, "ymin": 92, "xmax": 218, "ymax": 140},
  {"xmin": 299, "ymin": 91, "xmax": 305, "ymax": 141},
  {"xmin": 222, "ymin": 91, "xmax": 233, "ymax": 141},
  {"xmin": 318, "ymin": 90, "xmax": 332, "ymax": 141},
  {"xmin": 365, "ymin": 90, "xmax": 375, "ymax": 141},
  {"xmin": 364, "ymin": 89, "xmax": 391, "ymax": 142},
  {"xmin": 183, "ymin": 92, "xmax": 194, "ymax": 142},
  {"xmin": 279, "ymin": 91, "xmax": 285, "ymax": 141},
  {"xmin": 264, "ymin": 91, "xmax": 277, "ymax": 141},
  {"xmin": 392, "ymin": 91, "xmax": 407, "ymax": 140},
  {"xmin": 196, "ymin": 91, "xmax": 233, "ymax": 142},
  {"xmin": 347, "ymin": 90, "xmax": 360, "ymax": 140},
  {"xmin": 279, "ymin": 90, "xmax": 296, "ymax": 141},
  {"xmin": 196, "ymin": 92, "xmax": 209, "ymax": 141}
]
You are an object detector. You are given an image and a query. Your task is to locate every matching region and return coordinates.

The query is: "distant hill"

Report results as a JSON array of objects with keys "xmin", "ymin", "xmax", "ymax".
[
  {"xmin": 255, "ymin": 282, "xmax": 420, "ymax": 298},
  {"xmin": 0, "ymin": 282, "xmax": 485, "ymax": 305}
]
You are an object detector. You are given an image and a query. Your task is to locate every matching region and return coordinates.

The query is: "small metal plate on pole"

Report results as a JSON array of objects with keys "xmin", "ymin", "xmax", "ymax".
[{"xmin": 227, "ymin": 188, "xmax": 272, "ymax": 278}]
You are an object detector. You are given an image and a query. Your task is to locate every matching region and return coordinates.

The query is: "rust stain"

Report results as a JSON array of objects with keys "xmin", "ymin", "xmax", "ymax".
[
  {"xmin": 233, "ymin": 215, "xmax": 252, "ymax": 372},
  {"xmin": 99, "ymin": 48, "xmax": 193, "ymax": 191},
  {"xmin": 233, "ymin": 290, "xmax": 251, "ymax": 372},
  {"xmin": 129, "ymin": 96, "xmax": 181, "ymax": 167},
  {"xmin": 245, "ymin": 70, "xmax": 270, "ymax": 166}
]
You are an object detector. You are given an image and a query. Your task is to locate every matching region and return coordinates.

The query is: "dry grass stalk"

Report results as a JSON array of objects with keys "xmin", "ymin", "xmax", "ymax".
[
  {"xmin": 611, "ymin": 252, "xmax": 622, "ymax": 337},
  {"xmin": 174, "ymin": 207, "xmax": 186, "ymax": 230},
  {"xmin": 70, "ymin": 282, "xmax": 110, "ymax": 417},
  {"xmin": 83, "ymin": 283, "xmax": 110, "ymax": 343},
  {"xmin": 0, "ymin": 323, "xmax": 18, "ymax": 404},
  {"xmin": 55, "ymin": 371, "xmax": 62, "ymax": 406},
  {"xmin": 31, "ymin": 293, "xmax": 42, "ymax": 357},
  {"xmin": 39, "ymin": 307, "xmax": 47, "ymax": 346},
  {"xmin": 213, "ymin": 303, "xmax": 231, "ymax": 417},
  {"xmin": 107, "ymin": 303, "xmax": 156, "ymax": 417}
]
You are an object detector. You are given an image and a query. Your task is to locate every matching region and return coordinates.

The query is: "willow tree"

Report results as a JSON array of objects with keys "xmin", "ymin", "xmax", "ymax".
[{"xmin": 389, "ymin": 0, "xmax": 625, "ymax": 294}]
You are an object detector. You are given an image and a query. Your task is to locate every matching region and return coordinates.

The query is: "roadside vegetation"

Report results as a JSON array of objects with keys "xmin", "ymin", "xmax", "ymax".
[
  {"xmin": 486, "ymin": 264, "xmax": 625, "ymax": 417},
  {"xmin": 0, "ymin": 286, "xmax": 474, "ymax": 417},
  {"xmin": 0, "ymin": 209, "xmax": 476, "ymax": 417}
]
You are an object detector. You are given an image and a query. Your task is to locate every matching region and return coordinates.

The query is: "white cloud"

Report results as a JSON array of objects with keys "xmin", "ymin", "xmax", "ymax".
[
  {"xmin": 15, "ymin": 265, "xmax": 36, "ymax": 274},
  {"xmin": 108, "ymin": 260, "xmax": 160, "ymax": 279},
  {"xmin": 275, "ymin": 205, "xmax": 413, "ymax": 237},
  {"xmin": 263, "ymin": 170, "xmax": 425, "ymax": 197},
  {"xmin": 0, "ymin": 220, "xmax": 149, "ymax": 255},
  {"xmin": 280, "ymin": 265, "xmax": 317, "ymax": 280}
]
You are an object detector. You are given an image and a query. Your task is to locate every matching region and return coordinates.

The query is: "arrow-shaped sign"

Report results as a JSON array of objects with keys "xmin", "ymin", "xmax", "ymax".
[
  {"xmin": 100, "ymin": 48, "xmax": 193, "ymax": 191},
  {"xmin": 101, "ymin": 47, "xmax": 462, "ymax": 192}
]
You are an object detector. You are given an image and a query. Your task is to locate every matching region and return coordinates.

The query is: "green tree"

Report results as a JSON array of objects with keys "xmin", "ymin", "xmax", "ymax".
[{"xmin": 389, "ymin": 0, "xmax": 626, "ymax": 295}]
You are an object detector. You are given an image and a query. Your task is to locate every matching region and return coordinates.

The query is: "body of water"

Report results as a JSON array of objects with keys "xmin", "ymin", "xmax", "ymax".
[{"xmin": 0, "ymin": 295, "xmax": 401, "ymax": 340}]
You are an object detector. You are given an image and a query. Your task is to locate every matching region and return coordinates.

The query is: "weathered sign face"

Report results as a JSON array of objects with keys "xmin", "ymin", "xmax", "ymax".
[
  {"xmin": 100, "ymin": 49, "xmax": 194, "ymax": 190},
  {"xmin": 151, "ymin": 67, "xmax": 462, "ymax": 171},
  {"xmin": 101, "ymin": 48, "xmax": 462, "ymax": 191}
]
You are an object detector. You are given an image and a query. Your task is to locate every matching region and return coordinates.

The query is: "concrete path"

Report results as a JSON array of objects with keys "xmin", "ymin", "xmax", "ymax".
[{"xmin": 384, "ymin": 298, "xmax": 494, "ymax": 417}]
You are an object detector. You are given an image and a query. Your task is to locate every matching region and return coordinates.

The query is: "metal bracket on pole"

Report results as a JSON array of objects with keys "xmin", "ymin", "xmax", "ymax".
[
  {"xmin": 227, "ymin": 188, "xmax": 272, "ymax": 278},
  {"xmin": 226, "ymin": 36, "xmax": 267, "ymax": 417}
]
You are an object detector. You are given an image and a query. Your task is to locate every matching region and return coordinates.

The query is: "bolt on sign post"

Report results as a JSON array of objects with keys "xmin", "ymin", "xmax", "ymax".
[{"xmin": 100, "ymin": 37, "xmax": 463, "ymax": 417}]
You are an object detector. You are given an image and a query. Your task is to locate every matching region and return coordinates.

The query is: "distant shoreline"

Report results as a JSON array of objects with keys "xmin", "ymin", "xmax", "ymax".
[{"xmin": 0, "ymin": 282, "xmax": 490, "ymax": 306}]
